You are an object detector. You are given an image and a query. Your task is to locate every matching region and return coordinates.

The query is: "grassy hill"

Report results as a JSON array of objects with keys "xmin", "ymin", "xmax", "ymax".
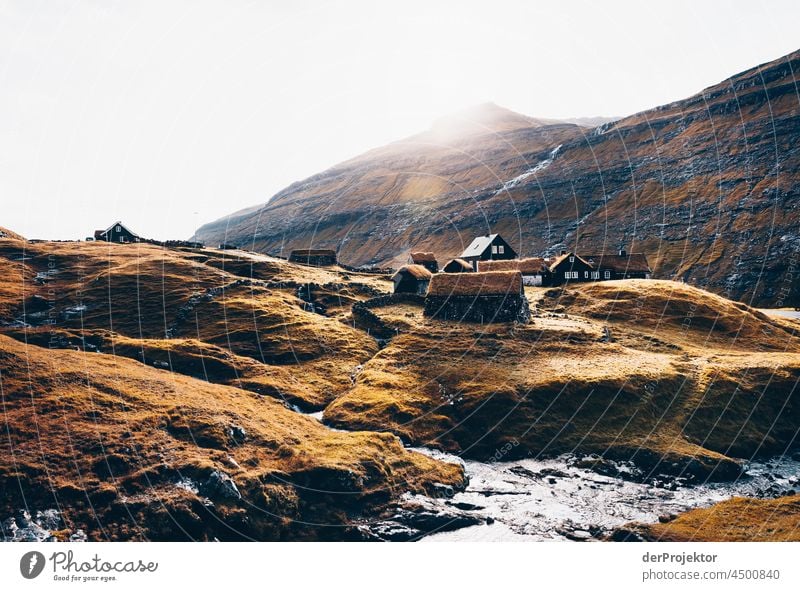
[{"xmin": 1, "ymin": 233, "xmax": 798, "ymax": 539}]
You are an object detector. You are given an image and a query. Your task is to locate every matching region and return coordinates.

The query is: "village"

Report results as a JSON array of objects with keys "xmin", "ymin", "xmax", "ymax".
[{"xmin": 81, "ymin": 222, "xmax": 653, "ymax": 325}]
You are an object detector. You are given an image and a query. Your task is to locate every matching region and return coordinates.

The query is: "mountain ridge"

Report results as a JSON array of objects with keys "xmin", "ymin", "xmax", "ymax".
[{"xmin": 194, "ymin": 48, "xmax": 800, "ymax": 306}]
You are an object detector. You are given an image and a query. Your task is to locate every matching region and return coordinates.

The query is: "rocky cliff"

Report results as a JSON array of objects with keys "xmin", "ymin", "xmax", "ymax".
[{"xmin": 194, "ymin": 50, "xmax": 800, "ymax": 307}]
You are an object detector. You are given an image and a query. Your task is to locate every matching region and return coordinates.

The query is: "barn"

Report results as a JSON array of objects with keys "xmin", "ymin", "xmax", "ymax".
[
  {"xmin": 392, "ymin": 264, "xmax": 433, "ymax": 295},
  {"xmin": 424, "ymin": 270, "xmax": 530, "ymax": 323},
  {"xmin": 442, "ymin": 258, "xmax": 474, "ymax": 273},
  {"xmin": 409, "ymin": 251, "xmax": 439, "ymax": 273},
  {"xmin": 459, "ymin": 233, "xmax": 517, "ymax": 270},
  {"xmin": 94, "ymin": 221, "xmax": 140, "ymax": 243},
  {"xmin": 288, "ymin": 249, "xmax": 338, "ymax": 266},
  {"xmin": 478, "ymin": 257, "xmax": 550, "ymax": 286},
  {"xmin": 545, "ymin": 251, "xmax": 595, "ymax": 285},
  {"xmin": 586, "ymin": 250, "xmax": 652, "ymax": 280}
]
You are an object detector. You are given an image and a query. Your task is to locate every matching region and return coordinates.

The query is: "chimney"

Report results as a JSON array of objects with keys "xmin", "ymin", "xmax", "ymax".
[
  {"xmin": 619, "ymin": 249, "xmax": 626, "ymax": 257},
  {"xmin": 561, "ymin": 250, "xmax": 567, "ymax": 256}
]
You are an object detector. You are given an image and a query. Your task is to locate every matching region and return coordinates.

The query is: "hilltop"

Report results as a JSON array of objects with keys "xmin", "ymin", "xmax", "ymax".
[{"xmin": 194, "ymin": 48, "xmax": 800, "ymax": 308}]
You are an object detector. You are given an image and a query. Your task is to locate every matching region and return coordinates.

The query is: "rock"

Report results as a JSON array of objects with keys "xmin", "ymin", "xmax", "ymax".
[
  {"xmin": 200, "ymin": 470, "xmax": 242, "ymax": 501},
  {"xmin": 429, "ymin": 482, "xmax": 455, "ymax": 498},
  {"xmin": 446, "ymin": 501, "xmax": 484, "ymax": 511},
  {"xmin": 70, "ymin": 529, "xmax": 88, "ymax": 542},
  {"xmin": 564, "ymin": 529, "xmax": 593, "ymax": 541},
  {"xmin": 228, "ymin": 424, "xmax": 247, "ymax": 443}
]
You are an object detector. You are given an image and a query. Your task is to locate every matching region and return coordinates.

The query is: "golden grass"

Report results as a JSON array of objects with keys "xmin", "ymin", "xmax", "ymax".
[
  {"xmin": 553, "ymin": 279, "xmax": 800, "ymax": 351},
  {"xmin": 327, "ymin": 282, "xmax": 800, "ymax": 478},
  {"xmin": 635, "ymin": 496, "xmax": 800, "ymax": 541},
  {"xmin": 0, "ymin": 334, "xmax": 463, "ymax": 541}
]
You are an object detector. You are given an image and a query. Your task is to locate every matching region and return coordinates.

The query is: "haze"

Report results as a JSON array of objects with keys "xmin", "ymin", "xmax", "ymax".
[{"xmin": 1, "ymin": 0, "xmax": 799, "ymax": 241}]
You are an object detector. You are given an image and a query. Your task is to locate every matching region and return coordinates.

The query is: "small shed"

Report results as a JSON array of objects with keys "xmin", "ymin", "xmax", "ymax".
[
  {"xmin": 424, "ymin": 270, "xmax": 529, "ymax": 323},
  {"xmin": 478, "ymin": 257, "xmax": 550, "ymax": 286},
  {"xmin": 409, "ymin": 251, "xmax": 439, "ymax": 273},
  {"xmin": 289, "ymin": 249, "xmax": 338, "ymax": 266},
  {"xmin": 442, "ymin": 258, "xmax": 474, "ymax": 273},
  {"xmin": 94, "ymin": 221, "xmax": 140, "ymax": 244},
  {"xmin": 392, "ymin": 264, "xmax": 433, "ymax": 295},
  {"xmin": 459, "ymin": 233, "xmax": 517, "ymax": 270}
]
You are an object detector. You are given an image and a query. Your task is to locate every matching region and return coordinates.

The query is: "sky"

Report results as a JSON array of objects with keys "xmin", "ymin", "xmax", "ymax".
[{"xmin": 1, "ymin": 0, "xmax": 799, "ymax": 241}]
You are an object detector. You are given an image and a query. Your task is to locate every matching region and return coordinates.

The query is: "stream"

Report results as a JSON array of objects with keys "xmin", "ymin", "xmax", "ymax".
[
  {"xmin": 302, "ymin": 410, "xmax": 800, "ymax": 542},
  {"xmin": 408, "ymin": 447, "xmax": 800, "ymax": 541}
]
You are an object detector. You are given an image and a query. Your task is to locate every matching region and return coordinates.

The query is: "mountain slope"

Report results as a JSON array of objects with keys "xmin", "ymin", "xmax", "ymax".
[{"xmin": 194, "ymin": 50, "xmax": 800, "ymax": 307}]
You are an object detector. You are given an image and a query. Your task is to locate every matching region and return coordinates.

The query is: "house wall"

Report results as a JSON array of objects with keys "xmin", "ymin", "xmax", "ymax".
[
  {"xmin": 288, "ymin": 252, "xmax": 337, "ymax": 266},
  {"xmin": 546, "ymin": 257, "xmax": 595, "ymax": 286},
  {"xmin": 424, "ymin": 294, "xmax": 530, "ymax": 323},
  {"xmin": 100, "ymin": 225, "xmax": 138, "ymax": 243},
  {"xmin": 394, "ymin": 275, "xmax": 429, "ymax": 295}
]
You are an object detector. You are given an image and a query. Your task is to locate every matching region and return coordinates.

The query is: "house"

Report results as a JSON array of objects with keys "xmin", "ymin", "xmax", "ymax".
[
  {"xmin": 93, "ymin": 221, "xmax": 140, "ymax": 243},
  {"xmin": 478, "ymin": 257, "xmax": 550, "ymax": 286},
  {"xmin": 586, "ymin": 250, "xmax": 652, "ymax": 280},
  {"xmin": 442, "ymin": 258, "xmax": 474, "ymax": 273},
  {"xmin": 546, "ymin": 251, "xmax": 595, "ymax": 285},
  {"xmin": 459, "ymin": 233, "xmax": 517, "ymax": 270},
  {"xmin": 409, "ymin": 251, "xmax": 439, "ymax": 273},
  {"xmin": 288, "ymin": 249, "xmax": 338, "ymax": 266},
  {"xmin": 392, "ymin": 265, "xmax": 433, "ymax": 295},
  {"xmin": 424, "ymin": 270, "xmax": 530, "ymax": 323}
]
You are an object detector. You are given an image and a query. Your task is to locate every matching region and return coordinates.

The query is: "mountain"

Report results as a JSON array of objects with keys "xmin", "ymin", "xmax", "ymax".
[{"xmin": 193, "ymin": 49, "xmax": 800, "ymax": 307}]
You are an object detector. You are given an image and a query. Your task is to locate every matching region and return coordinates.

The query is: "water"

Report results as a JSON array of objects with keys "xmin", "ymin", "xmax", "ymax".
[{"xmin": 409, "ymin": 448, "xmax": 800, "ymax": 542}]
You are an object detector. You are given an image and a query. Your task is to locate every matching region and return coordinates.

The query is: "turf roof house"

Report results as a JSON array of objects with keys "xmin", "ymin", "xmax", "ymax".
[
  {"xmin": 392, "ymin": 264, "xmax": 433, "ymax": 295},
  {"xmin": 479, "ymin": 257, "xmax": 550, "ymax": 286},
  {"xmin": 442, "ymin": 258, "xmax": 474, "ymax": 273},
  {"xmin": 408, "ymin": 251, "xmax": 439, "ymax": 274},
  {"xmin": 93, "ymin": 221, "xmax": 140, "ymax": 243},
  {"xmin": 424, "ymin": 270, "xmax": 530, "ymax": 323},
  {"xmin": 545, "ymin": 251, "xmax": 596, "ymax": 285},
  {"xmin": 288, "ymin": 249, "xmax": 337, "ymax": 266},
  {"xmin": 587, "ymin": 250, "xmax": 652, "ymax": 280},
  {"xmin": 459, "ymin": 234, "xmax": 517, "ymax": 271}
]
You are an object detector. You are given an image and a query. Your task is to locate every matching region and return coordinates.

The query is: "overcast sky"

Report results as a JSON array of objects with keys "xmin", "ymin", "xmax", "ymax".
[{"xmin": 2, "ymin": 0, "xmax": 799, "ymax": 240}]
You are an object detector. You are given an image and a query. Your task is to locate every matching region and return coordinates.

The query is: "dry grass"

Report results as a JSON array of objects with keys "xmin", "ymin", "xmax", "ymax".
[
  {"xmin": 551, "ymin": 279, "xmax": 800, "ymax": 351},
  {"xmin": 0, "ymin": 240, "xmax": 382, "ymax": 409},
  {"xmin": 633, "ymin": 496, "xmax": 800, "ymax": 541},
  {"xmin": 327, "ymin": 281, "xmax": 800, "ymax": 478},
  {"xmin": 0, "ymin": 334, "xmax": 463, "ymax": 540}
]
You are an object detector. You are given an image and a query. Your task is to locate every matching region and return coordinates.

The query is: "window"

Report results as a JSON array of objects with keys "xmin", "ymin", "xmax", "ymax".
[
  {"xmin": 591, "ymin": 271, "xmax": 599, "ymax": 279},
  {"xmin": 604, "ymin": 270, "xmax": 611, "ymax": 279},
  {"xmin": 498, "ymin": 245, "xmax": 504, "ymax": 254},
  {"xmin": 564, "ymin": 271, "xmax": 578, "ymax": 279},
  {"xmin": 116, "ymin": 225, "xmax": 121, "ymax": 232},
  {"xmin": 119, "ymin": 236, "xmax": 124, "ymax": 243},
  {"xmin": 584, "ymin": 271, "xmax": 589, "ymax": 278},
  {"xmin": 569, "ymin": 256, "xmax": 574, "ymax": 263},
  {"xmin": 491, "ymin": 245, "xmax": 498, "ymax": 254}
]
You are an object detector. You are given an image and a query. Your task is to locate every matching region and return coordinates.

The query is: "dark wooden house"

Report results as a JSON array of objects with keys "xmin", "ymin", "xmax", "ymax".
[
  {"xmin": 424, "ymin": 270, "xmax": 530, "ymax": 323},
  {"xmin": 392, "ymin": 264, "xmax": 433, "ymax": 295},
  {"xmin": 409, "ymin": 251, "xmax": 439, "ymax": 273},
  {"xmin": 94, "ymin": 221, "xmax": 140, "ymax": 243},
  {"xmin": 288, "ymin": 249, "xmax": 337, "ymax": 266},
  {"xmin": 586, "ymin": 250, "xmax": 652, "ymax": 280},
  {"xmin": 442, "ymin": 258, "xmax": 474, "ymax": 273},
  {"xmin": 546, "ymin": 251, "xmax": 595, "ymax": 285},
  {"xmin": 479, "ymin": 257, "xmax": 550, "ymax": 286},
  {"xmin": 459, "ymin": 234, "xmax": 517, "ymax": 270}
]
